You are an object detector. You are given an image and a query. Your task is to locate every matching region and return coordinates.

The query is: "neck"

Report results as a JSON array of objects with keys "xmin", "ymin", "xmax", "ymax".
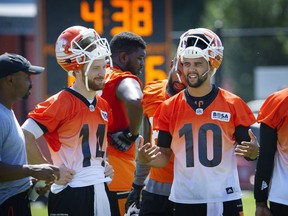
[
  {"xmin": 187, "ymin": 84, "xmax": 213, "ymax": 97},
  {"xmin": 72, "ymin": 82, "xmax": 96, "ymax": 100},
  {"xmin": 112, "ymin": 61, "xmax": 124, "ymax": 72},
  {"xmin": 0, "ymin": 92, "xmax": 14, "ymax": 110}
]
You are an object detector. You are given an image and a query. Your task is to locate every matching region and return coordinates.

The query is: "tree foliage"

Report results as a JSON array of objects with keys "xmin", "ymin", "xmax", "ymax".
[{"xmin": 179, "ymin": 0, "xmax": 288, "ymax": 101}]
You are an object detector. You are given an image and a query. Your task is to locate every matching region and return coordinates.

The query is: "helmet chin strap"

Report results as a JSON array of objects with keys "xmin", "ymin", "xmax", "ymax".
[
  {"xmin": 201, "ymin": 63, "xmax": 211, "ymax": 77},
  {"xmin": 84, "ymin": 60, "xmax": 93, "ymax": 92},
  {"xmin": 176, "ymin": 72, "xmax": 182, "ymax": 83}
]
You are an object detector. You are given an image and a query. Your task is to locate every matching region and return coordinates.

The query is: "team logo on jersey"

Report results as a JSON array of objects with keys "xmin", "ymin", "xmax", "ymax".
[
  {"xmin": 226, "ymin": 187, "xmax": 234, "ymax": 194},
  {"xmin": 196, "ymin": 108, "xmax": 203, "ymax": 115},
  {"xmin": 261, "ymin": 181, "xmax": 268, "ymax": 190},
  {"xmin": 100, "ymin": 110, "xmax": 108, "ymax": 121},
  {"xmin": 89, "ymin": 105, "xmax": 95, "ymax": 112},
  {"xmin": 211, "ymin": 111, "xmax": 230, "ymax": 122}
]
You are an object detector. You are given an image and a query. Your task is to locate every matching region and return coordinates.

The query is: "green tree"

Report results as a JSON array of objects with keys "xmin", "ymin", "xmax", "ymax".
[{"xmin": 198, "ymin": 0, "xmax": 288, "ymax": 101}]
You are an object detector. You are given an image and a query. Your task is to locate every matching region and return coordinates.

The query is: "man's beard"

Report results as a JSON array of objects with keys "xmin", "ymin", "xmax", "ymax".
[
  {"xmin": 186, "ymin": 73, "xmax": 208, "ymax": 88},
  {"xmin": 167, "ymin": 78, "xmax": 186, "ymax": 96},
  {"xmin": 124, "ymin": 59, "xmax": 140, "ymax": 76},
  {"xmin": 87, "ymin": 78, "xmax": 105, "ymax": 91}
]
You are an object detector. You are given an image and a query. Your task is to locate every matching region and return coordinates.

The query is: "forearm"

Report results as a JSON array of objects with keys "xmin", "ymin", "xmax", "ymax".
[
  {"xmin": 254, "ymin": 123, "xmax": 277, "ymax": 202},
  {"xmin": 126, "ymin": 100, "xmax": 143, "ymax": 135},
  {"xmin": 23, "ymin": 129, "xmax": 49, "ymax": 164},
  {"xmin": 0, "ymin": 163, "xmax": 31, "ymax": 182},
  {"xmin": 142, "ymin": 116, "xmax": 151, "ymax": 143},
  {"xmin": 134, "ymin": 161, "xmax": 150, "ymax": 185}
]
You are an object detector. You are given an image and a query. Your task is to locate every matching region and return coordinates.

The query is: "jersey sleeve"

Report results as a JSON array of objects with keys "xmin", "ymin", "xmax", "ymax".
[
  {"xmin": 153, "ymin": 101, "xmax": 170, "ymax": 132},
  {"xmin": 28, "ymin": 91, "xmax": 71, "ymax": 133},
  {"xmin": 142, "ymin": 80, "xmax": 167, "ymax": 118},
  {"xmin": 257, "ymin": 89, "xmax": 288, "ymax": 129},
  {"xmin": 228, "ymin": 95, "xmax": 256, "ymax": 127}
]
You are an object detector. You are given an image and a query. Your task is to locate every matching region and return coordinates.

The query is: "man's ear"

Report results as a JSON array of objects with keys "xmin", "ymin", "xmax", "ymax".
[
  {"xmin": 73, "ymin": 69, "xmax": 82, "ymax": 78},
  {"xmin": 119, "ymin": 51, "xmax": 128, "ymax": 64},
  {"xmin": 4, "ymin": 74, "xmax": 14, "ymax": 86}
]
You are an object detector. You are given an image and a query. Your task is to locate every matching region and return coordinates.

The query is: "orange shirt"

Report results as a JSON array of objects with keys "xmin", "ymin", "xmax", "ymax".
[
  {"xmin": 142, "ymin": 79, "xmax": 174, "ymax": 183},
  {"xmin": 154, "ymin": 87, "xmax": 256, "ymax": 203},
  {"xmin": 102, "ymin": 66, "xmax": 142, "ymax": 191},
  {"xmin": 257, "ymin": 88, "xmax": 288, "ymax": 204},
  {"xmin": 28, "ymin": 88, "xmax": 112, "ymax": 173}
]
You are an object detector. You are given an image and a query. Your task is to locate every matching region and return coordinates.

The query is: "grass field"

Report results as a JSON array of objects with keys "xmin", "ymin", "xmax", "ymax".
[
  {"xmin": 31, "ymin": 191, "xmax": 256, "ymax": 216},
  {"xmin": 242, "ymin": 190, "xmax": 256, "ymax": 216}
]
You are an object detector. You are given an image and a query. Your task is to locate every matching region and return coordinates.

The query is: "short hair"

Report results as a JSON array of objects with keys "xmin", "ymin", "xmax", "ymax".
[{"xmin": 110, "ymin": 31, "xmax": 146, "ymax": 56}]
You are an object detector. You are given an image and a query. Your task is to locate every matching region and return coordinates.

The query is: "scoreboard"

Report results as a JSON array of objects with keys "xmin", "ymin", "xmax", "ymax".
[{"xmin": 40, "ymin": 0, "xmax": 172, "ymax": 95}]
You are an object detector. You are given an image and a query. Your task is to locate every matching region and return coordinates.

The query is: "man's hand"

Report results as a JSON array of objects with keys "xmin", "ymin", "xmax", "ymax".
[
  {"xmin": 24, "ymin": 164, "xmax": 60, "ymax": 184},
  {"xmin": 235, "ymin": 129, "xmax": 259, "ymax": 160},
  {"xmin": 125, "ymin": 183, "xmax": 144, "ymax": 213},
  {"xmin": 137, "ymin": 136, "xmax": 161, "ymax": 165},
  {"xmin": 54, "ymin": 165, "xmax": 75, "ymax": 185},
  {"xmin": 30, "ymin": 178, "xmax": 50, "ymax": 196},
  {"xmin": 104, "ymin": 161, "xmax": 114, "ymax": 179},
  {"xmin": 108, "ymin": 128, "xmax": 139, "ymax": 152},
  {"xmin": 255, "ymin": 202, "xmax": 273, "ymax": 216}
]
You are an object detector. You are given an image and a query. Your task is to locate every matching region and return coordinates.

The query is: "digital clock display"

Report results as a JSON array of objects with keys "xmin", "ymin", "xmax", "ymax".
[{"xmin": 41, "ymin": 0, "xmax": 171, "ymax": 95}]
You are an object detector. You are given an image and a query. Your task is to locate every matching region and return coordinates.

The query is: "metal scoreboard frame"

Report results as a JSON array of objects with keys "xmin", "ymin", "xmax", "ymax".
[{"xmin": 40, "ymin": 0, "xmax": 172, "ymax": 96}]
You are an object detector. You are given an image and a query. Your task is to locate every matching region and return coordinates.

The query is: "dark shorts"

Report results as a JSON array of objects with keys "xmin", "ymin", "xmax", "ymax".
[
  {"xmin": 270, "ymin": 201, "xmax": 288, "ymax": 216},
  {"xmin": 0, "ymin": 190, "xmax": 32, "ymax": 216},
  {"xmin": 173, "ymin": 199, "xmax": 243, "ymax": 216},
  {"xmin": 140, "ymin": 190, "xmax": 173, "ymax": 216},
  {"xmin": 48, "ymin": 185, "xmax": 94, "ymax": 216},
  {"xmin": 105, "ymin": 184, "xmax": 129, "ymax": 216}
]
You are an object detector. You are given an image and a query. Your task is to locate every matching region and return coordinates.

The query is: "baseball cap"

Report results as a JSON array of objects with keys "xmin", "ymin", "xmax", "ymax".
[{"xmin": 0, "ymin": 53, "xmax": 44, "ymax": 78}]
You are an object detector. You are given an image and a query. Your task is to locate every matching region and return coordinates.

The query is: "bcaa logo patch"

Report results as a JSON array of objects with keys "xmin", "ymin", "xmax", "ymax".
[{"xmin": 211, "ymin": 111, "xmax": 230, "ymax": 122}]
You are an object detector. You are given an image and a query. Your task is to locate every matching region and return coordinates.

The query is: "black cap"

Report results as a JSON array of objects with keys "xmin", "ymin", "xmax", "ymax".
[{"xmin": 0, "ymin": 53, "xmax": 44, "ymax": 78}]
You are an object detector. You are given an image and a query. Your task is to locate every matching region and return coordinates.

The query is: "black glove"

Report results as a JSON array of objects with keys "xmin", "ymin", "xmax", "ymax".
[
  {"xmin": 125, "ymin": 183, "xmax": 144, "ymax": 213},
  {"xmin": 108, "ymin": 128, "xmax": 139, "ymax": 152}
]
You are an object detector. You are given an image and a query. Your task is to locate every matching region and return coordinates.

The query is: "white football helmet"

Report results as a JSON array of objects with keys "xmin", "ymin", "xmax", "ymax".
[
  {"xmin": 176, "ymin": 28, "xmax": 224, "ymax": 76},
  {"xmin": 55, "ymin": 26, "xmax": 112, "ymax": 91}
]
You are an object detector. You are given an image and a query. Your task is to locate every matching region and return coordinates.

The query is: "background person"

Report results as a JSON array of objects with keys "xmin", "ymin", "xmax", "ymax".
[
  {"xmin": 101, "ymin": 31, "xmax": 146, "ymax": 216},
  {"xmin": 0, "ymin": 53, "xmax": 60, "ymax": 216},
  {"xmin": 125, "ymin": 58, "xmax": 187, "ymax": 216},
  {"xmin": 254, "ymin": 87, "xmax": 288, "ymax": 216}
]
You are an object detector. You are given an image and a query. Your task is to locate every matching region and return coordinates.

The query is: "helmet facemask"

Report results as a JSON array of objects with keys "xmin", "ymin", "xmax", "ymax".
[{"xmin": 69, "ymin": 28, "xmax": 112, "ymax": 91}]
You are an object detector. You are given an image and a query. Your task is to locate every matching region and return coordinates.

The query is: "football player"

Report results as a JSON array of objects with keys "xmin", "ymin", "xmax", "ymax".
[
  {"xmin": 254, "ymin": 87, "xmax": 288, "ymax": 216},
  {"xmin": 22, "ymin": 26, "xmax": 114, "ymax": 216},
  {"xmin": 101, "ymin": 32, "xmax": 146, "ymax": 216},
  {"xmin": 137, "ymin": 28, "xmax": 259, "ymax": 216},
  {"xmin": 125, "ymin": 58, "xmax": 187, "ymax": 216}
]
